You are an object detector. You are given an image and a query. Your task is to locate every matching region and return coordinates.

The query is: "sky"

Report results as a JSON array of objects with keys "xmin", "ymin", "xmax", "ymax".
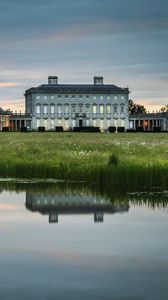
[{"xmin": 0, "ymin": 0, "xmax": 168, "ymax": 112}]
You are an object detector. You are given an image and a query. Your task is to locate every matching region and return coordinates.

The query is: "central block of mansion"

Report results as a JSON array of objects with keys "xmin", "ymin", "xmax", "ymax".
[{"xmin": 25, "ymin": 76, "xmax": 130, "ymax": 131}]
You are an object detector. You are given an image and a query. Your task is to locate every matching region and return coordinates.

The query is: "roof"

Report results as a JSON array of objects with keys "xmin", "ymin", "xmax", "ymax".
[{"xmin": 25, "ymin": 83, "xmax": 129, "ymax": 95}]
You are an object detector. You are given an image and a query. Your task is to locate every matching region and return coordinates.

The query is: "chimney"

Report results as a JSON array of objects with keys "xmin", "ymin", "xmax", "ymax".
[
  {"xmin": 94, "ymin": 76, "xmax": 104, "ymax": 85},
  {"xmin": 48, "ymin": 76, "xmax": 58, "ymax": 84}
]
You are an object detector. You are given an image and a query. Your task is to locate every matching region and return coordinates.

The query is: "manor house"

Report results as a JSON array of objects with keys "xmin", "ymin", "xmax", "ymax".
[{"xmin": 25, "ymin": 76, "xmax": 130, "ymax": 131}]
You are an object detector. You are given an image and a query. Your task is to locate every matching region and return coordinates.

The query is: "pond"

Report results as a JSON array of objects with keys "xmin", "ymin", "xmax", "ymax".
[{"xmin": 0, "ymin": 182, "xmax": 168, "ymax": 300}]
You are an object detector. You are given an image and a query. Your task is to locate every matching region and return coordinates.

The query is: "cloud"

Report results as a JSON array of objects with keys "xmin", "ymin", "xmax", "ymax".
[
  {"xmin": 0, "ymin": 0, "xmax": 167, "ymax": 111},
  {"xmin": 0, "ymin": 204, "xmax": 17, "ymax": 210},
  {"xmin": 0, "ymin": 82, "xmax": 18, "ymax": 87},
  {"xmin": 0, "ymin": 0, "xmax": 168, "ymax": 43}
]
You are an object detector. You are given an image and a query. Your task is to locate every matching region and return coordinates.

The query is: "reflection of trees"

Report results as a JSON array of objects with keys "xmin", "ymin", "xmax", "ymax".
[{"xmin": 0, "ymin": 181, "xmax": 168, "ymax": 209}]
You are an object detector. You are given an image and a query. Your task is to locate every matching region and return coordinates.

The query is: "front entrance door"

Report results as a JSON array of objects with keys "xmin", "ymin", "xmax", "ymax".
[{"xmin": 79, "ymin": 119, "xmax": 83, "ymax": 127}]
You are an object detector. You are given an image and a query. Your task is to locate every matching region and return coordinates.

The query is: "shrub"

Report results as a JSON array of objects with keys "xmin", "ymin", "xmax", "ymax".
[
  {"xmin": 109, "ymin": 126, "xmax": 116, "ymax": 133},
  {"xmin": 108, "ymin": 154, "xmax": 119, "ymax": 166},
  {"xmin": 2, "ymin": 127, "xmax": 9, "ymax": 132},
  {"xmin": 20, "ymin": 127, "xmax": 27, "ymax": 132},
  {"xmin": 153, "ymin": 127, "xmax": 161, "ymax": 132},
  {"xmin": 117, "ymin": 127, "xmax": 125, "ymax": 132},
  {"xmin": 136, "ymin": 126, "xmax": 144, "ymax": 132},
  {"xmin": 38, "ymin": 126, "xmax": 45, "ymax": 132},
  {"xmin": 55, "ymin": 126, "xmax": 63, "ymax": 132},
  {"xmin": 126, "ymin": 129, "xmax": 135, "ymax": 132}
]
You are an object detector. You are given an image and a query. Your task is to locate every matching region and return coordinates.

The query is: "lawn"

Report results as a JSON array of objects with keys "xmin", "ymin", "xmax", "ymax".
[{"xmin": 0, "ymin": 132, "xmax": 168, "ymax": 190}]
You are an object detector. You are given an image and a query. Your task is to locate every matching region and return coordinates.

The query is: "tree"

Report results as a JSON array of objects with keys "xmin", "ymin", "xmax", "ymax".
[
  {"xmin": 129, "ymin": 99, "xmax": 147, "ymax": 115},
  {"xmin": 159, "ymin": 104, "xmax": 168, "ymax": 112}
]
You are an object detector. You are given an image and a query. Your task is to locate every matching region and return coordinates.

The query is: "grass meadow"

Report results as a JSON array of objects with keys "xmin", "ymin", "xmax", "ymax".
[{"xmin": 0, "ymin": 132, "xmax": 168, "ymax": 190}]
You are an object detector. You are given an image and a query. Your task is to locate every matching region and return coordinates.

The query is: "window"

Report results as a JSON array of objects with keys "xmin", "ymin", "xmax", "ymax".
[
  {"xmin": 51, "ymin": 95, "xmax": 55, "ymax": 100},
  {"xmin": 43, "ymin": 105, "xmax": 48, "ymax": 114},
  {"xmin": 114, "ymin": 105, "xmax": 118, "ymax": 113},
  {"xmin": 58, "ymin": 95, "xmax": 61, "ymax": 99},
  {"xmin": 65, "ymin": 95, "xmax": 68, "ymax": 99},
  {"xmin": 93, "ymin": 119, "xmax": 97, "ymax": 127},
  {"xmin": 64, "ymin": 104, "xmax": 69, "ymax": 114},
  {"xmin": 79, "ymin": 95, "xmax": 82, "ymax": 99},
  {"xmin": 92, "ymin": 104, "xmax": 97, "ymax": 114},
  {"xmin": 86, "ymin": 95, "xmax": 89, "ymax": 99},
  {"xmin": 106, "ymin": 104, "xmax": 111, "ymax": 113},
  {"xmin": 65, "ymin": 120, "xmax": 69, "ymax": 128},
  {"xmin": 44, "ymin": 96, "xmax": 47, "ymax": 100},
  {"xmin": 72, "ymin": 119, "xmax": 76, "ymax": 127},
  {"xmin": 57, "ymin": 104, "xmax": 62, "ymax": 114},
  {"xmin": 100, "ymin": 96, "xmax": 103, "ymax": 100},
  {"xmin": 93, "ymin": 96, "xmax": 97, "ymax": 100},
  {"xmin": 114, "ymin": 96, "xmax": 118, "ymax": 100},
  {"xmin": 72, "ymin": 95, "xmax": 75, "ymax": 99},
  {"xmin": 86, "ymin": 119, "xmax": 90, "ymax": 126},
  {"xmin": 121, "ymin": 95, "xmax": 125, "ymax": 100},
  {"xmin": 51, "ymin": 120, "xmax": 54, "ymax": 129},
  {"xmin": 36, "ymin": 120, "xmax": 40, "ymax": 128},
  {"xmin": 107, "ymin": 96, "xmax": 111, "ymax": 100},
  {"xmin": 1, "ymin": 117, "xmax": 5, "ymax": 121},
  {"xmin": 121, "ymin": 105, "xmax": 124, "ymax": 113},
  {"xmin": 71, "ymin": 104, "xmax": 76, "ymax": 113},
  {"xmin": 86, "ymin": 104, "xmax": 90, "ymax": 113},
  {"xmin": 36, "ymin": 105, "xmax": 40, "ymax": 114},
  {"xmin": 36, "ymin": 95, "xmax": 40, "ymax": 100},
  {"xmin": 100, "ymin": 120, "xmax": 104, "ymax": 129},
  {"xmin": 107, "ymin": 119, "xmax": 111, "ymax": 128},
  {"xmin": 79, "ymin": 104, "xmax": 83, "ymax": 113},
  {"xmin": 50, "ymin": 105, "xmax": 55, "ymax": 114},
  {"xmin": 100, "ymin": 105, "xmax": 104, "ymax": 114}
]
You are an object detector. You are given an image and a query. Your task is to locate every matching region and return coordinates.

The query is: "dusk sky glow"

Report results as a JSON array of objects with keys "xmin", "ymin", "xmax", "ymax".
[{"xmin": 0, "ymin": 0, "xmax": 168, "ymax": 112}]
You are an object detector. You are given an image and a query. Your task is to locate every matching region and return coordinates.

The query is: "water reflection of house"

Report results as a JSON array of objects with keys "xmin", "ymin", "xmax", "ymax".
[{"xmin": 26, "ymin": 193, "xmax": 129, "ymax": 224}]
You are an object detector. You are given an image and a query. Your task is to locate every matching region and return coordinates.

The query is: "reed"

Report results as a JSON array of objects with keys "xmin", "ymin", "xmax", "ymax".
[{"xmin": 0, "ymin": 132, "xmax": 168, "ymax": 189}]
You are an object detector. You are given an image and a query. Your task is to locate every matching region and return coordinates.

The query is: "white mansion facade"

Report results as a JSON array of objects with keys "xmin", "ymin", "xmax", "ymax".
[{"xmin": 25, "ymin": 76, "xmax": 130, "ymax": 131}]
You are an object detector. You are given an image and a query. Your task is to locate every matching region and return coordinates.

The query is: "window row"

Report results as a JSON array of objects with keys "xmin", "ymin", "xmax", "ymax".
[
  {"xmin": 35, "ymin": 95, "xmax": 125, "ymax": 100},
  {"xmin": 35, "ymin": 104, "xmax": 125, "ymax": 114}
]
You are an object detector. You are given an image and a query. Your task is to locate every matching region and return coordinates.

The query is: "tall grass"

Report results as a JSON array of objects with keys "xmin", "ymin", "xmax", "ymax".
[{"xmin": 0, "ymin": 132, "xmax": 168, "ymax": 190}]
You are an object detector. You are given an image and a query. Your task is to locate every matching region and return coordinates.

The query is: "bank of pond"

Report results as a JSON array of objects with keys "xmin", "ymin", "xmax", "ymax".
[{"xmin": 0, "ymin": 132, "xmax": 167, "ymax": 190}]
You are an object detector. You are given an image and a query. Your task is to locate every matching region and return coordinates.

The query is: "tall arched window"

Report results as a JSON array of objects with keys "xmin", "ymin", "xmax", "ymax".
[
  {"xmin": 36, "ymin": 104, "xmax": 41, "ymax": 114},
  {"xmin": 50, "ymin": 104, "xmax": 55, "ymax": 114},
  {"xmin": 106, "ymin": 104, "xmax": 111, "ymax": 114},
  {"xmin": 57, "ymin": 104, "xmax": 62, "ymax": 114},
  {"xmin": 99, "ymin": 104, "xmax": 104, "ymax": 114},
  {"xmin": 71, "ymin": 104, "xmax": 76, "ymax": 113},
  {"xmin": 120, "ymin": 104, "xmax": 125, "ymax": 114},
  {"xmin": 64, "ymin": 104, "xmax": 69, "ymax": 114},
  {"xmin": 114, "ymin": 104, "xmax": 118, "ymax": 113},
  {"xmin": 78, "ymin": 103, "xmax": 83, "ymax": 113},
  {"xmin": 86, "ymin": 104, "xmax": 90, "ymax": 113},
  {"xmin": 92, "ymin": 104, "xmax": 97, "ymax": 114},
  {"xmin": 43, "ymin": 104, "xmax": 48, "ymax": 114}
]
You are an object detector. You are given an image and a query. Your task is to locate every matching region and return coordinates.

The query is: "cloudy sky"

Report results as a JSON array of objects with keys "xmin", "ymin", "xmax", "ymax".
[{"xmin": 0, "ymin": 0, "xmax": 167, "ymax": 112}]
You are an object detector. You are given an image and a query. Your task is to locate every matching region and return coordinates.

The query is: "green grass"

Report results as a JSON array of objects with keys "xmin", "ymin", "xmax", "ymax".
[{"xmin": 0, "ymin": 132, "xmax": 168, "ymax": 189}]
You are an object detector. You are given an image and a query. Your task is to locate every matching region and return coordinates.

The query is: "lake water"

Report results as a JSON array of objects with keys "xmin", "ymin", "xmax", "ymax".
[{"xmin": 0, "ymin": 182, "xmax": 168, "ymax": 300}]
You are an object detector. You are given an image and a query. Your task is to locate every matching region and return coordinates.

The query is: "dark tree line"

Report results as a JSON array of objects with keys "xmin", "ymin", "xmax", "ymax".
[
  {"xmin": 129, "ymin": 99, "xmax": 147, "ymax": 115},
  {"xmin": 159, "ymin": 104, "xmax": 168, "ymax": 112}
]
